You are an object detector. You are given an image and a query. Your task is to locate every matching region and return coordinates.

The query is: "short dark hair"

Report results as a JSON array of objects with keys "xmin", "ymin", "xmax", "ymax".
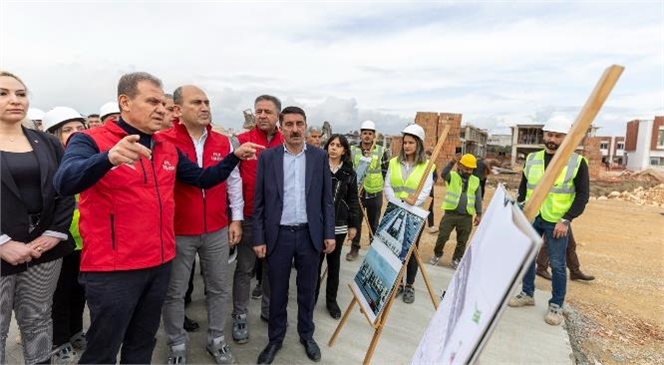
[
  {"xmin": 172, "ymin": 86, "xmax": 184, "ymax": 105},
  {"xmin": 279, "ymin": 106, "xmax": 306, "ymax": 122},
  {"xmin": 255, "ymin": 94, "xmax": 281, "ymax": 113},
  {"xmin": 164, "ymin": 93, "xmax": 174, "ymax": 100},
  {"xmin": 324, "ymin": 133, "xmax": 352, "ymax": 163},
  {"xmin": 87, "ymin": 113, "xmax": 99, "ymax": 118},
  {"xmin": 117, "ymin": 72, "xmax": 163, "ymax": 99}
]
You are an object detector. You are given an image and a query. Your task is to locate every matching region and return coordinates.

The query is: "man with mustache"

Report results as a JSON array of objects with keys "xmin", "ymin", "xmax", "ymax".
[
  {"xmin": 508, "ymin": 116, "xmax": 590, "ymax": 326},
  {"xmin": 160, "ymin": 85, "xmax": 243, "ymax": 364}
]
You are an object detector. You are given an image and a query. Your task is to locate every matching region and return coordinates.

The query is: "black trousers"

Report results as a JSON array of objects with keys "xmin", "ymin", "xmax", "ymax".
[
  {"xmin": 51, "ymin": 250, "xmax": 86, "ymax": 347},
  {"xmin": 351, "ymin": 194, "xmax": 383, "ymax": 248},
  {"xmin": 315, "ymin": 233, "xmax": 345, "ymax": 304},
  {"xmin": 79, "ymin": 262, "xmax": 172, "ymax": 364}
]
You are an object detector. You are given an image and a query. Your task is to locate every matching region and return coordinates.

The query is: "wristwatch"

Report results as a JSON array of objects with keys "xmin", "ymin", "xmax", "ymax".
[{"xmin": 559, "ymin": 218, "xmax": 570, "ymax": 225}]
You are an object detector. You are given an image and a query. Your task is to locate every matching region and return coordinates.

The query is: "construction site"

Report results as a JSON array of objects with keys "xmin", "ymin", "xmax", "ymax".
[
  {"xmin": 217, "ymin": 108, "xmax": 664, "ymax": 364},
  {"xmin": 394, "ymin": 111, "xmax": 664, "ymax": 364}
]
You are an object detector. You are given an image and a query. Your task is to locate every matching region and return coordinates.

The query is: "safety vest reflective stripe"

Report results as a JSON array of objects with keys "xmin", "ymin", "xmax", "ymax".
[
  {"xmin": 441, "ymin": 172, "xmax": 479, "ymax": 215},
  {"xmin": 388, "ymin": 157, "xmax": 431, "ymax": 201},
  {"xmin": 352, "ymin": 145, "xmax": 385, "ymax": 194},
  {"xmin": 524, "ymin": 150, "xmax": 583, "ymax": 222}
]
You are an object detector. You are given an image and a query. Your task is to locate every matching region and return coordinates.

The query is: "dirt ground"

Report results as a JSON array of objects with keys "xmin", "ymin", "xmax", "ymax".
[{"xmin": 410, "ymin": 175, "xmax": 664, "ymax": 364}]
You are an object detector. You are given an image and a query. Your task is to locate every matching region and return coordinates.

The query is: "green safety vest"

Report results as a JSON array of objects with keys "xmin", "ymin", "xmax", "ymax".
[
  {"xmin": 352, "ymin": 144, "xmax": 385, "ymax": 194},
  {"xmin": 387, "ymin": 157, "xmax": 433, "ymax": 203},
  {"xmin": 524, "ymin": 150, "xmax": 583, "ymax": 223},
  {"xmin": 70, "ymin": 195, "xmax": 82, "ymax": 250},
  {"xmin": 441, "ymin": 172, "xmax": 480, "ymax": 215}
]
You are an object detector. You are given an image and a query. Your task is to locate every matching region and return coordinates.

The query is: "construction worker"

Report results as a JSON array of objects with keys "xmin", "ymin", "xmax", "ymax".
[
  {"xmin": 536, "ymin": 225, "xmax": 595, "ymax": 281},
  {"xmin": 429, "ymin": 153, "xmax": 482, "ymax": 269},
  {"xmin": 99, "ymin": 101, "xmax": 120, "ymax": 124},
  {"xmin": 346, "ymin": 120, "xmax": 389, "ymax": 261},
  {"xmin": 385, "ymin": 124, "xmax": 434, "ymax": 304},
  {"xmin": 508, "ymin": 116, "xmax": 590, "ymax": 326}
]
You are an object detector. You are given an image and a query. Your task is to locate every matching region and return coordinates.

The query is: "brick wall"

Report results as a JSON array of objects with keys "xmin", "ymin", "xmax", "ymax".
[
  {"xmin": 650, "ymin": 116, "xmax": 664, "ymax": 151},
  {"xmin": 625, "ymin": 120, "xmax": 639, "ymax": 151},
  {"xmin": 582, "ymin": 136, "xmax": 602, "ymax": 179}
]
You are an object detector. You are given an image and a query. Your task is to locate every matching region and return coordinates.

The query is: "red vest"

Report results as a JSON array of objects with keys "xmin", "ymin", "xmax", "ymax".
[
  {"xmin": 236, "ymin": 127, "xmax": 284, "ymax": 217},
  {"xmin": 78, "ymin": 121, "xmax": 177, "ymax": 271},
  {"xmin": 161, "ymin": 122, "xmax": 231, "ymax": 235}
]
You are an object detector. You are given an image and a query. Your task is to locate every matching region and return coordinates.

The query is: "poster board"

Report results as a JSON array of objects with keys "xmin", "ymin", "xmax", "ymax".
[
  {"xmin": 351, "ymin": 198, "xmax": 429, "ymax": 324},
  {"xmin": 411, "ymin": 184, "xmax": 542, "ymax": 365}
]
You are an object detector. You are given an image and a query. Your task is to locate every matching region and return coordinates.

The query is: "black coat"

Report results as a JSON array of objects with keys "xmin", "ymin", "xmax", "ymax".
[
  {"xmin": 1, "ymin": 127, "xmax": 75, "ymax": 275},
  {"xmin": 331, "ymin": 161, "xmax": 361, "ymax": 231}
]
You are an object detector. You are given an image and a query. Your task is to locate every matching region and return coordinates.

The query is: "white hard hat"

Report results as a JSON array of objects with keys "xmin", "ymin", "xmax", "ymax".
[
  {"xmin": 401, "ymin": 124, "xmax": 425, "ymax": 142},
  {"xmin": 27, "ymin": 108, "xmax": 45, "ymax": 121},
  {"xmin": 542, "ymin": 116, "xmax": 572, "ymax": 134},
  {"xmin": 360, "ymin": 120, "xmax": 376, "ymax": 131},
  {"xmin": 99, "ymin": 101, "xmax": 121, "ymax": 120},
  {"xmin": 42, "ymin": 106, "xmax": 85, "ymax": 133}
]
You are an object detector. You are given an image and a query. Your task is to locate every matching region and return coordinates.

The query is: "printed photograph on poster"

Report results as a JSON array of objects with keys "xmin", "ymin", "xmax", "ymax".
[
  {"xmin": 352, "ymin": 240, "xmax": 402, "ymax": 324},
  {"xmin": 412, "ymin": 185, "xmax": 541, "ymax": 365},
  {"xmin": 376, "ymin": 198, "xmax": 428, "ymax": 261}
]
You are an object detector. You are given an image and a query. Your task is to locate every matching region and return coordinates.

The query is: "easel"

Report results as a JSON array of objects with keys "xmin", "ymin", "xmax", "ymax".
[{"xmin": 328, "ymin": 121, "xmax": 452, "ymax": 365}]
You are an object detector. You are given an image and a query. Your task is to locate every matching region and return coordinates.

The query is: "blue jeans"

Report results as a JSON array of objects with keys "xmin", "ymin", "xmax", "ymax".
[{"xmin": 522, "ymin": 216, "xmax": 568, "ymax": 307}]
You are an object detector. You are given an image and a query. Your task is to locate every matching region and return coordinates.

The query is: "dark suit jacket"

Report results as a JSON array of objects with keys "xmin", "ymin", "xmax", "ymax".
[
  {"xmin": 1, "ymin": 127, "xmax": 75, "ymax": 275},
  {"xmin": 252, "ymin": 144, "xmax": 335, "ymax": 255}
]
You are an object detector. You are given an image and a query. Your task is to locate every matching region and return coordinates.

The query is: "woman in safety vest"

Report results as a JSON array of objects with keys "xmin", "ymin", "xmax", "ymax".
[
  {"xmin": 384, "ymin": 124, "xmax": 434, "ymax": 304},
  {"xmin": 43, "ymin": 107, "xmax": 88, "ymax": 362}
]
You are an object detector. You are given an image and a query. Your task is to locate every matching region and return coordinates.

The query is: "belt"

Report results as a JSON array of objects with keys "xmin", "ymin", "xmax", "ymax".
[
  {"xmin": 279, "ymin": 223, "xmax": 308, "ymax": 231},
  {"xmin": 363, "ymin": 191, "xmax": 382, "ymax": 199}
]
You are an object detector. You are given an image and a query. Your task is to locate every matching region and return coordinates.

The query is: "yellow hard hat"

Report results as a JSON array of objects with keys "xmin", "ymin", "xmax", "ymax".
[{"xmin": 459, "ymin": 154, "xmax": 477, "ymax": 168}]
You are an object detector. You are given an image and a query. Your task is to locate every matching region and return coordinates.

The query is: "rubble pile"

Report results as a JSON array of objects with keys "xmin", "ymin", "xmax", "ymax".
[{"xmin": 597, "ymin": 183, "xmax": 664, "ymax": 206}]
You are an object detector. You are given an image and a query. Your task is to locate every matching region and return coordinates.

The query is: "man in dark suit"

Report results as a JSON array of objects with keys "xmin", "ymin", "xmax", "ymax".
[{"xmin": 253, "ymin": 106, "xmax": 335, "ymax": 364}]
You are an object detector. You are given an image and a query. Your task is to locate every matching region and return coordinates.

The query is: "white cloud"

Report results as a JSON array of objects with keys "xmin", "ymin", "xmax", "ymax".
[{"xmin": 1, "ymin": 1, "xmax": 661, "ymax": 137}]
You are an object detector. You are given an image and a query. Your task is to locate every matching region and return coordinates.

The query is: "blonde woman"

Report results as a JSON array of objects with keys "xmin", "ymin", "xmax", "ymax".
[{"xmin": 0, "ymin": 71, "xmax": 75, "ymax": 364}]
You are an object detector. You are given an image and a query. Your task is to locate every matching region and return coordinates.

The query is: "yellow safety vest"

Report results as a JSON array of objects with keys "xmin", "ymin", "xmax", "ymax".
[
  {"xmin": 388, "ymin": 157, "xmax": 433, "ymax": 203},
  {"xmin": 352, "ymin": 144, "xmax": 385, "ymax": 194},
  {"xmin": 441, "ymin": 172, "xmax": 480, "ymax": 215},
  {"xmin": 524, "ymin": 150, "xmax": 583, "ymax": 223}
]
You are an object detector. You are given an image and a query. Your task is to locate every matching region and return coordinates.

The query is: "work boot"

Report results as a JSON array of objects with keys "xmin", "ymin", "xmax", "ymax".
[
  {"xmin": 570, "ymin": 269, "xmax": 595, "ymax": 281},
  {"xmin": 536, "ymin": 267, "xmax": 552, "ymax": 280},
  {"xmin": 345, "ymin": 246, "xmax": 359, "ymax": 261}
]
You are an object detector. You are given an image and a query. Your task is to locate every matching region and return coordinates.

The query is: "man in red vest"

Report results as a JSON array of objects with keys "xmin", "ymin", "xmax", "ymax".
[
  {"xmin": 160, "ymin": 85, "xmax": 244, "ymax": 364},
  {"xmin": 231, "ymin": 95, "xmax": 284, "ymax": 345},
  {"xmin": 53, "ymin": 72, "xmax": 261, "ymax": 364}
]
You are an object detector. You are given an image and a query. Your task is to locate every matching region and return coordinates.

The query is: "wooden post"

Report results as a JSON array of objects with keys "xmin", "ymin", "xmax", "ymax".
[
  {"xmin": 523, "ymin": 65, "xmax": 624, "ymax": 220},
  {"xmin": 413, "ymin": 245, "xmax": 439, "ymax": 310}
]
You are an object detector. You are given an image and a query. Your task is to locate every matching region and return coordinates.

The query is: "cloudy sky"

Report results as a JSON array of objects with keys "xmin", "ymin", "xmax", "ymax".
[{"xmin": 1, "ymin": 1, "xmax": 662, "ymax": 136}]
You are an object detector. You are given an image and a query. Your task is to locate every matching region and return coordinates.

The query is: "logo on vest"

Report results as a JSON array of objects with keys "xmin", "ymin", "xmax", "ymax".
[
  {"xmin": 212, "ymin": 152, "xmax": 223, "ymax": 161},
  {"xmin": 162, "ymin": 160, "xmax": 175, "ymax": 171}
]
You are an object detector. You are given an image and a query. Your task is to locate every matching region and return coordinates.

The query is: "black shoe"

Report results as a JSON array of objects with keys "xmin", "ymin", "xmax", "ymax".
[
  {"xmin": 183, "ymin": 315, "xmax": 200, "ymax": 332},
  {"xmin": 257, "ymin": 342, "xmax": 282, "ymax": 364},
  {"xmin": 327, "ymin": 302, "xmax": 341, "ymax": 320},
  {"xmin": 300, "ymin": 338, "xmax": 321, "ymax": 362}
]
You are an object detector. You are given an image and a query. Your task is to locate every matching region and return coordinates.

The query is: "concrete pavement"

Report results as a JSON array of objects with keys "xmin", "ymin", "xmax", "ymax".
[{"xmin": 5, "ymin": 245, "xmax": 573, "ymax": 364}]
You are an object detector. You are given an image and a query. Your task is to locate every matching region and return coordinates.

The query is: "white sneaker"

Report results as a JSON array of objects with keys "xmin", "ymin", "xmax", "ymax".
[
  {"xmin": 428, "ymin": 256, "xmax": 441, "ymax": 265},
  {"xmin": 545, "ymin": 303, "xmax": 564, "ymax": 326},
  {"xmin": 508, "ymin": 292, "xmax": 535, "ymax": 307},
  {"xmin": 207, "ymin": 336, "xmax": 234, "ymax": 364},
  {"xmin": 168, "ymin": 343, "xmax": 187, "ymax": 365}
]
